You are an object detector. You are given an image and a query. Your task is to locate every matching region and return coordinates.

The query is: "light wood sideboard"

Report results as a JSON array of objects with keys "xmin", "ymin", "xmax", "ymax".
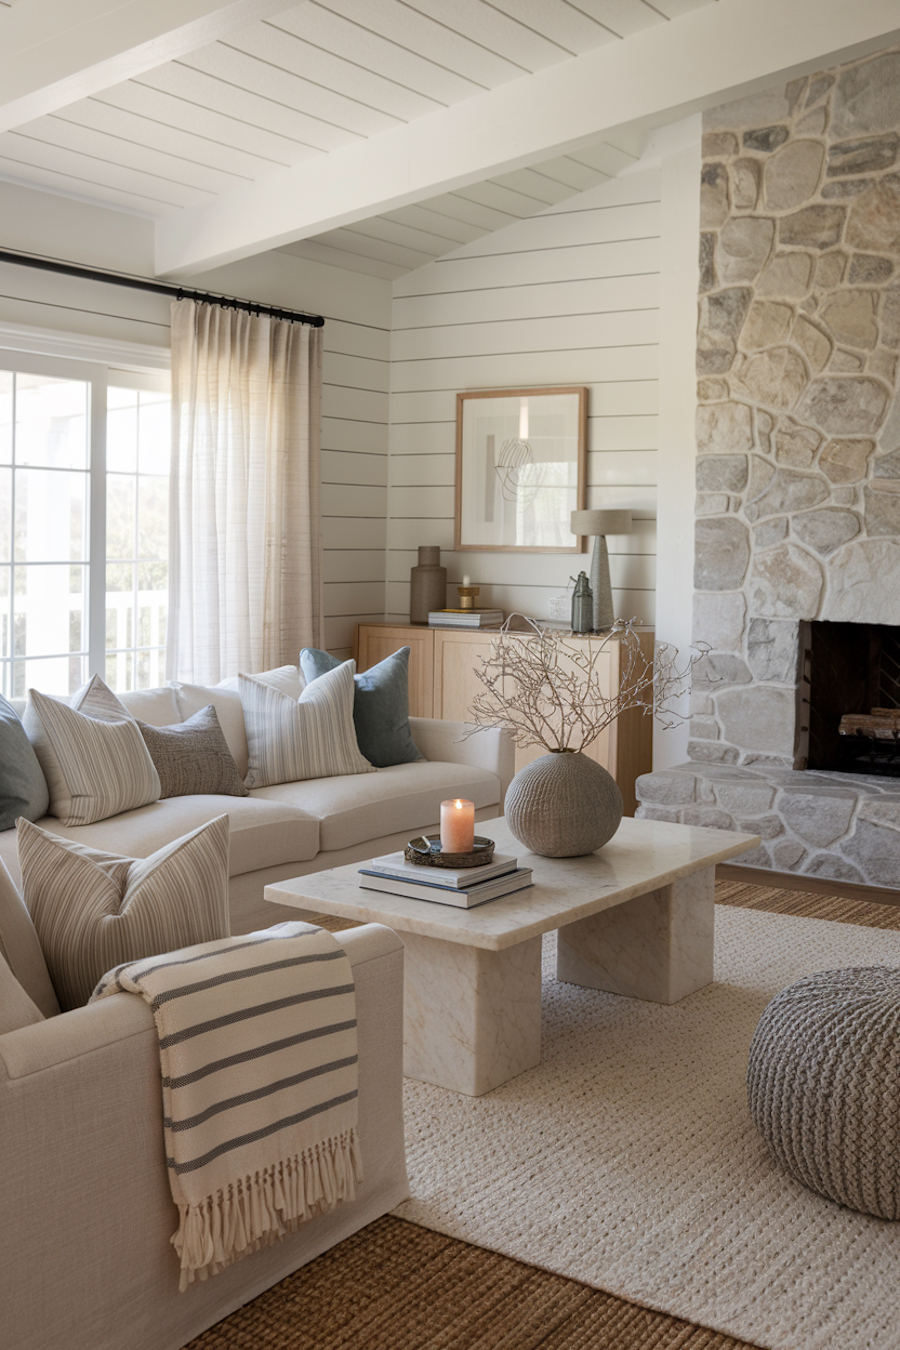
[{"xmin": 354, "ymin": 622, "xmax": 654, "ymax": 817}]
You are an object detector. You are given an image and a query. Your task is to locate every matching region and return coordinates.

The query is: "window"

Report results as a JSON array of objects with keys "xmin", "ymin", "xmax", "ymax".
[{"xmin": 0, "ymin": 352, "xmax": 170, "ymax": 699}]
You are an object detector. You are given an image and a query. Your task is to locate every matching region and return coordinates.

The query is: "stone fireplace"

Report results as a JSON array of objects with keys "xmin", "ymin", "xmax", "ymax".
[{"xmin": 635, "ymin": 44, "xmax": 900, "ymax": 889}]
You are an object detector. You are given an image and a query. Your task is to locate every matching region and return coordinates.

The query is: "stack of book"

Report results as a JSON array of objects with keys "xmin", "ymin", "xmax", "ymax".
[
  {"xmin": 359, "ymin": 849, "xmax": 532, "ymax": 908},
  {"xmin": 428, "ymin": 608, "xmax": 504, "ymax": 628}
]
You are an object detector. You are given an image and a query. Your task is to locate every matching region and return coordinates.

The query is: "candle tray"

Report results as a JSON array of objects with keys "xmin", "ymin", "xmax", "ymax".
[{"xmin": 404, "ymin": 835, "xmax": 495, "ymax": 868}]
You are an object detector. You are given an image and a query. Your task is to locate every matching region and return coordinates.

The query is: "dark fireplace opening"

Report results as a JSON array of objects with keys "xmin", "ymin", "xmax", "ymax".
[{"xmin": 806, "ymin": 621, "xmax": 900, "ymax": 776}]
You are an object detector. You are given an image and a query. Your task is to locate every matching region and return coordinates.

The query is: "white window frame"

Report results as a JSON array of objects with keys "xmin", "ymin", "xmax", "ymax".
[{"xmin": 0, "ymin": 325, "xmax": 170, "ymax": 696}]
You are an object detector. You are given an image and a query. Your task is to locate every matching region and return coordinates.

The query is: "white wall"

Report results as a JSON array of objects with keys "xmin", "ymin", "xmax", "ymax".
[
  {"xmin": 386, "ymin": 171, "xmax": 662, "ymax": 626},
  {"xmin": 655, "ymin": 131, "xmax": 702, "ymax": 769},
  {"xmin": 0, "ymin": 181, "xmax": 392, "ymax": 660}
]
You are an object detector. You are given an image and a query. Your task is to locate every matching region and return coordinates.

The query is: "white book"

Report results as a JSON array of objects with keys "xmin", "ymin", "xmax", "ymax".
[
  {"xmin": 427, "ymin": 610, "xmax": 504, "ymax": 627},
  {"xmin": 357, "ymin": 867, "xmax": 533, "ymax": 908},
  {"xmin": 369, "ymin": 850, "xmax": 518, "ymax": 888}
]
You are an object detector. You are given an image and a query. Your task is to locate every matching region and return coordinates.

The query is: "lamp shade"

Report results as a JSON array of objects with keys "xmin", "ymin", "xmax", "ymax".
[{"xmin": 570, "ymin": 509, "xmax": 633, "ymax": 537}]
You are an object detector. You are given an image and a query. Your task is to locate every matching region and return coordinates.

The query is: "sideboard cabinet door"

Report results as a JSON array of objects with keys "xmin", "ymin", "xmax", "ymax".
[{"xmin": 355, "ymin": 624, "xmax": 434, "ymax": 718}]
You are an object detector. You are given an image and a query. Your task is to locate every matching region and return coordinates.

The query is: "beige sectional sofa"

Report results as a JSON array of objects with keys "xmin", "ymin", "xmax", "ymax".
[
  {"xmin": 0, "ymin": 675, "xmax": 514, "ymax": 933},
  {"xmin": 0, "ymin": 671, "xmax": 513, "ymax": 1349}
]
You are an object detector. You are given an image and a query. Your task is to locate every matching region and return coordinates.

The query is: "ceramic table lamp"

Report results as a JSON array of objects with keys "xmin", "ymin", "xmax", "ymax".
[{"xmin": 569, "ymin": 509, "xmax": 633, "ymax": 631}]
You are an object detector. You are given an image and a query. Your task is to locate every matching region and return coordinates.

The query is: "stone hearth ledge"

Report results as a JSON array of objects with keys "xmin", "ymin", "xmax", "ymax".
[{"xmin": 636, "ymin": 764, "xmax": 900, "ymax": 888}]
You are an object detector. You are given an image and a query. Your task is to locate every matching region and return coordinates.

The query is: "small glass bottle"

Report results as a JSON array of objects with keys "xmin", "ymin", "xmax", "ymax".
[{"xmin": 571, "ymin": 571, "xmax": 593, "ymax": 634}]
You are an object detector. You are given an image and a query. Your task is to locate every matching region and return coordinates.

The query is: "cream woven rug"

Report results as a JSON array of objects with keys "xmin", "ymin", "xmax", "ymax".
[{"xmin": 394, "ymin": 905, "xmax": 900, "ymax": 1350}]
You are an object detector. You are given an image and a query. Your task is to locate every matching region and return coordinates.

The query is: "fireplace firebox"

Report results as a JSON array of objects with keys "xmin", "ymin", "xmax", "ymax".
[{"xmin": 805, "ymin": 622, "xmax": 900, "ymax": 777}]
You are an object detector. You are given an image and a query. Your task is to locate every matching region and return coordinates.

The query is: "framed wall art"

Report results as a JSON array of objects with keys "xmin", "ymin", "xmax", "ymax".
[{"xmin": 454, "ymin": 386, "xmax": 587, "ymax": 553}]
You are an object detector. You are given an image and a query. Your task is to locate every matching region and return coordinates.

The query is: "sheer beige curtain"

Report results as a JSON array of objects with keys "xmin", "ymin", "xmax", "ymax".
[{"xmin": 167, "ymin": 299, "xmax": 323, "ymax": 685}]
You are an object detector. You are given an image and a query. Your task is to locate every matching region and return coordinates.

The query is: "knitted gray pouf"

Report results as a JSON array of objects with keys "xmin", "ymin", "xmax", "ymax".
[{"xmin": 747, "ymin": 966, "xmax": 900, "ymax": 1219}]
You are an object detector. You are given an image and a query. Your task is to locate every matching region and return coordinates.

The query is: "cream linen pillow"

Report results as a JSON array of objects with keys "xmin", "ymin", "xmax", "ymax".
[
  {"xmin": 240, "ymin": 659, "xmax": 374, "ymax": 789},
  {"xmin": 218, "ymin": 664, "xmax": 305, "ymax": 699},
  {"xmin": 18, "ymin": 814, "xmax": 230, "ymax": 1011},
  {"xmin": 25, "ymin": 675, "xmax": 160, "ymax": 826}
]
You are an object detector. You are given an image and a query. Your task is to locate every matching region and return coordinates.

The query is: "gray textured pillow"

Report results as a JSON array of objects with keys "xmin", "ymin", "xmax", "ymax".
[
  {"xmin": 299, "ymin": 646, "xmax": 423, "ymax": 769},
  {"xmin": 137, "ymin": 705, "xmax": 248, "ymax": 799},
  {"xmin": 0, "ymin": 693, "xmax": 49, "ymax": 831}
]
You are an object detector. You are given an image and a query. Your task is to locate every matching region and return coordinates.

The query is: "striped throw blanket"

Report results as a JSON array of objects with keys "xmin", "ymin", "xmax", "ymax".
[{"xmin": 92, "ymin": 921, "xmax": 363, "ymax": 1290}]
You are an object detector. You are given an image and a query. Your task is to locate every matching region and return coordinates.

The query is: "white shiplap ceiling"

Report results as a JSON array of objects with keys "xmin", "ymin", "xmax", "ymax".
[{"xmin": 0, "ymin": 0, "xmax": 717, "ymax": 277}]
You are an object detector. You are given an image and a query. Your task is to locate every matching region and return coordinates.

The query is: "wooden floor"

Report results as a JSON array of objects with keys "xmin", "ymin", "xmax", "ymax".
[{"xmin": 716, "ymin": 861, "xmax": 900, "ymax": 908}]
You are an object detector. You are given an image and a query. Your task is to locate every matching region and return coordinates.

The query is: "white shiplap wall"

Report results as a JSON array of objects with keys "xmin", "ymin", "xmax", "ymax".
[
  {"xmin": 387, "ymin": 170, "xmax": 661, "ymax": 626},
  {"xmin": 0, "ymin": 182, "xmax": 391, "ymax": 661}
]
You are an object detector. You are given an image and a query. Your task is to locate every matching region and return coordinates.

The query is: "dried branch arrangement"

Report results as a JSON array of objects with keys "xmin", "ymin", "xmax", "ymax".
[{"xmin": 465, "ymin": 615, "xmax": 701, "ymax": 754}]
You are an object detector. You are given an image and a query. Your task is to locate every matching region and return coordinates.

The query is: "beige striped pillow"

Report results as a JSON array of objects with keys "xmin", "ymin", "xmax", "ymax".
[
  {"xmin": 17, "ymin": 815, "xmax": 230, "ymax": 1011},
  {"xmin": 240, "ymin": 659, "xmax": 374, "ymax": 789},
  {"xmin": 25, "ymin": 676, "xmax": 161, "ymax": 826}
]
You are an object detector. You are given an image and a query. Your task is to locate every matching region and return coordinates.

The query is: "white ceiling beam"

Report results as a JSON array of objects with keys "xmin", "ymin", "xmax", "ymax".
[
  {"xmin": 0, "ymin": 0, "xmax": 299, "ymax": 132},
  {"xmin": 155, "ymin": 0, "xmax": 900, "ymax": 278}
]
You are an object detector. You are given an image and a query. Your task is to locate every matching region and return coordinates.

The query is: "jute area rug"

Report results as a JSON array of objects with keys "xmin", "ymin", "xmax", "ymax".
[{"xmin": 187, "ymin": 883, "xmax": 900, "ymax": 1350}]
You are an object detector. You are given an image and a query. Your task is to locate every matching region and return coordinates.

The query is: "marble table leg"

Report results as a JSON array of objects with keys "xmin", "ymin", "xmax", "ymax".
[
  {"xmin": 555, "ymin": 866, "xmax": 715, "ymax": 1005},
  {"xmin": 401, "ymin": 930, "xmax": 543, "ymax": 1096}
]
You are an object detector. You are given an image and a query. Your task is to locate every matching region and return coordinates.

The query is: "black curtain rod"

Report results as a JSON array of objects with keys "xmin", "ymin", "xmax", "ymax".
[{"xmin": 0, "ymin": 247, "xmax": 325, "ymax": 328}]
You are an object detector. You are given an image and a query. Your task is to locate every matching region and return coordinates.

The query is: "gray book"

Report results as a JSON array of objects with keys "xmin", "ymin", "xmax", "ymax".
[{"xmin": 358, "ymin": 867, "xmax": 533, "ymax": 908}]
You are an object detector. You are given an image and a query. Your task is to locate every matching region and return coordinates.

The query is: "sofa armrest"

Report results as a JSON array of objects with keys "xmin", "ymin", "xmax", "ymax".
[
  {"xmin": 0, "ymin": 923, "xmax": 403, "ymax": 1081},
  {"xmin": 409, "ymin": 717, "xmax": 515, "ymax": 805}
]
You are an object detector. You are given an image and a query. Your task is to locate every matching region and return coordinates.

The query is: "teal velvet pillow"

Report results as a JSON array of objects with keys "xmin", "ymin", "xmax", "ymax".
[
  {"xmin": 299, "ymin": 647, "xmax": 423, "ymax": 769},
  {"xmin": 0, "ymin": 694, "xmax": 49, "ymax": 831}
]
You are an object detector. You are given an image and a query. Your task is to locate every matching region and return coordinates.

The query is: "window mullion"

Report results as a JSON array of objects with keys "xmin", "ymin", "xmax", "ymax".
[{"xmin": 87, "ymin": 374, "xmax": 107, "ymax": 681}]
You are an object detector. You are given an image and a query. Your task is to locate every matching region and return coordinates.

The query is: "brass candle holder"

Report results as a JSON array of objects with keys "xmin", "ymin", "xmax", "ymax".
[{"xmin": 456, "ymin": 585, "xmax": 480, "ymax": 610}]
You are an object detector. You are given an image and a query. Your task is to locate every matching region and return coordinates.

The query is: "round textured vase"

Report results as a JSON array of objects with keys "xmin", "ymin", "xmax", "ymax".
[{"xmin": 504, "ymin": 750, "xmax": 624, "ymax": 858}]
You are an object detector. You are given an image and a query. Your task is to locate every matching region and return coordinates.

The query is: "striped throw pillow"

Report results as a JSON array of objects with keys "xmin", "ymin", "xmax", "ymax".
[
  {"xmin": 17, "ymin": 814, "xmax": 230, "ymax": 1011},
  {"xmin": 240, "ymin": 659, "xmax": 374, "ymax": 789},
  {"xmin": 25, "ymin": 676, "xmax": 161, "ymax": 826}
]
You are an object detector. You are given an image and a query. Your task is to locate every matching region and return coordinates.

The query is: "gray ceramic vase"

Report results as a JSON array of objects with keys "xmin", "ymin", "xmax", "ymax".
[
  {"xmin": 409, "ymin": 545, "xmax": 447, "ymax": 623},
  {"xmin": 504, "ymin": 750, "xmax": 624, "ymax": 857}
]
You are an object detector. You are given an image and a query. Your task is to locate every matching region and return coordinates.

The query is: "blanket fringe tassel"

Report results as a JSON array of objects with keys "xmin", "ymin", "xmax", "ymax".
[{"xmin": 173, "ymin": 1127, "xmax": 364, "ymax": 1291}]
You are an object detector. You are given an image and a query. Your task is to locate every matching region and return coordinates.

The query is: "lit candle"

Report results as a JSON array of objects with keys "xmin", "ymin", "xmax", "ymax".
[{"xmin": 440, "ymin": 798, "xmax": 475, "ymax": 853}]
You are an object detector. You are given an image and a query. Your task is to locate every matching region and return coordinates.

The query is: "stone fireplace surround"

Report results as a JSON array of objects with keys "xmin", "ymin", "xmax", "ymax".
[{"xmin": 635, "ymin": 45, "xmax": 900, "ymax": 890}]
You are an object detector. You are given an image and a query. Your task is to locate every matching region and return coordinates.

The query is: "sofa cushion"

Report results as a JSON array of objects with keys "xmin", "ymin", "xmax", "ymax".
[
  {"xmin": 18, "ymin": 815, "xmax": 231, "ymax": 1010},
  {"xmin": 172, "ymin": 683, "xmax": 249, "ymax": 778},
  {"xmin": 0, "ymin": 794, "xmax": 321, "ymax": 885},
  {"xmin": 240, "ymin": 661, "xmax": 374, "ymax": 789},
  {"xmin": 137, "ymin": 705, "xmax": 248, "ymax": 799},
  {"xmin": 0, "ymin": 856, "xmax": 60, "ymax": 1017},
  {"xmin": 300, "ymin": 646, "xmax": 423, "ymax": 769},
  {"xmin": 0, "ymin": 693, "xmax": 49, "ymax": 831},
  {"xmin": 217, "ymin": 665, "xmax": 305, "ymax": 699},
  {"xmin": 0, "ymin": 947, "xmax": 45, "ymax": 1035},
  {"xmin": 117, "ymin": 686, "xmax": 182, "ymax": 727},
  {"xmin": 250, "ymin": 759, "xmax": 501, "ymax": 853},
  {"xmin": 25, "ymin": 676, "xmax": 161, "ymax": 826}
]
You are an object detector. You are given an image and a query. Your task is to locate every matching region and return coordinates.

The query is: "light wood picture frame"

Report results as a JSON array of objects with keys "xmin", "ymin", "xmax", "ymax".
[{"xmin": 455, "ymin": 386, "xmax": 587, "ymax": 553}]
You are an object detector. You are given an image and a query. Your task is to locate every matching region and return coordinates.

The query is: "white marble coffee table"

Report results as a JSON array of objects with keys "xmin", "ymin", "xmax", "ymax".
[{"xmin": 265, "ymin": 816, "xmax": 760, "ymax": 1097}]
